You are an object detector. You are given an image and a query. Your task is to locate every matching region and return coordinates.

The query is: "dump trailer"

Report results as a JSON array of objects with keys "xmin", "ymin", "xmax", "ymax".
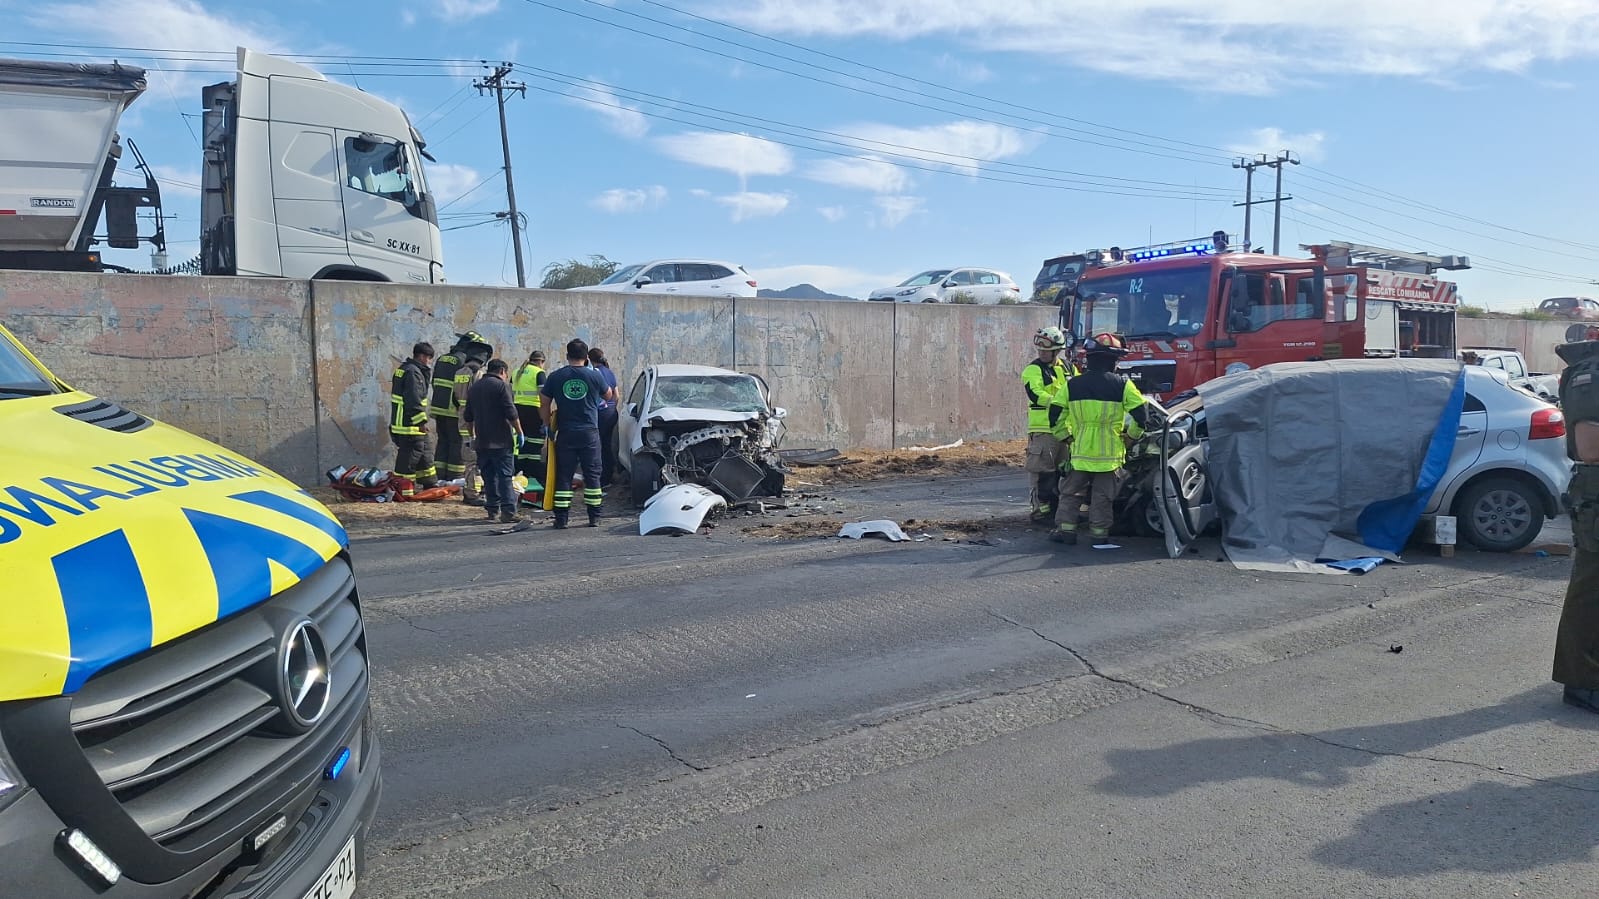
[{"xmin": 0, "ymin": 49, "xmax": 444, "ymax": 283}]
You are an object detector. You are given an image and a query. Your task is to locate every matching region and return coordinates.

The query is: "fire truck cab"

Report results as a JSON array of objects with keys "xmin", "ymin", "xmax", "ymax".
[{"xmin": 1065, "ymin": 233, "xmax": 1469, "ymax": 398}]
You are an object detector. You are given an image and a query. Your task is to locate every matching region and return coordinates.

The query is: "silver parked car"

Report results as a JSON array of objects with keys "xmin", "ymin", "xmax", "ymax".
[{"xmin": 1127, "ymin": 366, "xmax": 1571, "ymax": 552}]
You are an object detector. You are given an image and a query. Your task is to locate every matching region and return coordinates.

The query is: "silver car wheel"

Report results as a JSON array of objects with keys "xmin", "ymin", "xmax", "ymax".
[{"xmin": 1470, "ymin": 487, "xmax": 1534, "ymax": 543}]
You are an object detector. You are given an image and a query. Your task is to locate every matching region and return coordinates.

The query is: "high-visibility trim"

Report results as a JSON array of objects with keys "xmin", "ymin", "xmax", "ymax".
[
  {"xmin": 553, "ymin": 489, "xmax": 574, "ymax": 510},
  {"xmin": 583, "ymin": 487, "xmax": 603, "ymax": 507}
]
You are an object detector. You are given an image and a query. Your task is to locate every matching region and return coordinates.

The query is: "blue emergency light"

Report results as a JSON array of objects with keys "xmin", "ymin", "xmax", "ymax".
[{"xmin": 1128, "ymin": 242, "xmax": 1215, "ymax": 262}]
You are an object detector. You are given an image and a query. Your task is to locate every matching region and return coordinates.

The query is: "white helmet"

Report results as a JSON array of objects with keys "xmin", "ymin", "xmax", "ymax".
[{"xmin": 1034, "ymin": 326, "xmax": 1067, "ymax": 351}]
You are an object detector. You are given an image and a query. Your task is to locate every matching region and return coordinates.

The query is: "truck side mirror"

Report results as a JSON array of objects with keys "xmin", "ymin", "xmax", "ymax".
[{"xmin": 1224, "ymin": 271, "xmax": 1250, "ymax": 332}]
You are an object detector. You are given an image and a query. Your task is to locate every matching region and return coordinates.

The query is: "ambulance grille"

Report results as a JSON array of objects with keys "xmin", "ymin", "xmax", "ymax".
[
  {"xmin": 54, "ymin": 397, "xmax": 152, "ymax": 433},
  {"xmin": 67, "ymin": 557, "xmax": 367, "ymax": 847}
]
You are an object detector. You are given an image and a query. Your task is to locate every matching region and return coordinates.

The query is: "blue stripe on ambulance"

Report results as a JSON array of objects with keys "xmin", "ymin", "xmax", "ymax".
[
  {"xmin": 50, "ymin": 491, "xmax": 347, "ymax": 693},
  {"xmin": 54, "ymin": 530, "xmax": 153, "ymax": 693}
]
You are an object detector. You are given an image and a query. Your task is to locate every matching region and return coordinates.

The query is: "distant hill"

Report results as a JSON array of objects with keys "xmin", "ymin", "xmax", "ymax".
[{"xmin": 758, "ymin": 283, "xmax": 857, "ymax": 302}]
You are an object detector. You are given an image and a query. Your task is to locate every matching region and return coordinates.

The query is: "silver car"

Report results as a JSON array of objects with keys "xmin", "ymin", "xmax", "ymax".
[{"xmin": 1139, "ymin": 366, "xmax": 1571, "ymax": 552}]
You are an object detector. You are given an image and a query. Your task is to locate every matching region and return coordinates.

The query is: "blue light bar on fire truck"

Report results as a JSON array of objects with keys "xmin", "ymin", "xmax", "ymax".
[{"xmin": 1127, "ymin": 242, "xmax": 1215, "ymax": 261}]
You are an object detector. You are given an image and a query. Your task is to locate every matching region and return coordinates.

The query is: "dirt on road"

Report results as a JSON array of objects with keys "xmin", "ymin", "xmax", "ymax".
[{"xmin": 788, "ymin": 439, "xmax": 1023, "ymax": 487}]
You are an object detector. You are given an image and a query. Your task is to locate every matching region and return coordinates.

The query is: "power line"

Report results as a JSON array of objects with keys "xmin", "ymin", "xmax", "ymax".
[
  {"xmin": 625, "ymin": 0, "xmax": 1235, "ymax": 160},
  {"xmin": 517, "ymin": 65, "xmax": 1235, "ymax": 196},
  {"xmin": 520, "ymin": 0, "xmax": 1225, "ymax": 167},
  {"xmin": 438, "ymin": 167, "xmax": 506, "ymax": 212},
  {"xmin": 531, "ymin": 78, "xmax": 1230, "ymax": 201}
]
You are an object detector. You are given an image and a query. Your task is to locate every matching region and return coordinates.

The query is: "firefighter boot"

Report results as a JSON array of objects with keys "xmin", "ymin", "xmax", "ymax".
[
  {"xmin": 1049, "ymin": 525, "xmax": 1078, "ymax": 546},
  {"xmin": 552, "ymin": 510, "xmax": 569, "ymax": 530},
  {"xmin": 587, "ymin": 508, "xmax": 602, "ymax": 528}
]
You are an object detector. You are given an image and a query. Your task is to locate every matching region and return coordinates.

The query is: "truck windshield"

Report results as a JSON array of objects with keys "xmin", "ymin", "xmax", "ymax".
[
  {"xmin": 1075, "ymin": 266, "xmax": 1212, "ymax": 339},
  {"xmin": 0, "ymin": 336, "xmax": 57, "ymax": 398}
]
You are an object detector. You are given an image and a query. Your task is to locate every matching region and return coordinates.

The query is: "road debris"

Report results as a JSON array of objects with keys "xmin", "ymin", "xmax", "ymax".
[{"xmin": 838, "ymin": 520, "xmax": 911, "ymax": 542}]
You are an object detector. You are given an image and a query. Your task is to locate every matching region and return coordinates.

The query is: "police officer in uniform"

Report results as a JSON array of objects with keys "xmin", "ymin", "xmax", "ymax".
[
  {"xmin": 1021, "ymin": 326, "xmax": 1074, "ymax": 523},
  {"xmin": 1048, "ymin": 333, "xmax": 1149, "ymax": 547},
  {"xmin": 540, "ymin": 339, "xmax": 616, "ymax": 529},
  {"xmin": 390, "ymin": 342, "xmax": 439, "ymax": 496},
  {"xmin": 1554, "ymin": 339, "xmax": 1599, "ymax": 713},
  {"xmin": 512, "ymin": 350, "xmax": 547, "ymax": 489}
]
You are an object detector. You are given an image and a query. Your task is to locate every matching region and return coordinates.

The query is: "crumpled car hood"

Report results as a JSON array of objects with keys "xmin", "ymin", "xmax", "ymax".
[{"xmin": 646, "ymin": 407, "xmax": 765, "ymax": 424}]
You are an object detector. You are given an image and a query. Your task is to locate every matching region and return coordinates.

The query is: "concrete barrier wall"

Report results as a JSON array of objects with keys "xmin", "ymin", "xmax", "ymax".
[
  {"xmin": 0, "ymin": 272, "xmax": 320, "ymax": 483},
  {"xmin": 10, "ymin": 271, "xmax": 1586, "ymax": 487},
  {"xmin": 1456, "ymin": 318, "xmax": 1572, "ymax": 373}
]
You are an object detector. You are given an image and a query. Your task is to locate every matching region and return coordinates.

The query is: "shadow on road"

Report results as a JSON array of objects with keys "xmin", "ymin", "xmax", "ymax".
[
  {"xmin": 1311, "ymin": 768, "xmax": 1599, "ymax": 877},
  {"xmin": 1097, "ymin": 687, "xmax": 1599, "ymax": 799}
]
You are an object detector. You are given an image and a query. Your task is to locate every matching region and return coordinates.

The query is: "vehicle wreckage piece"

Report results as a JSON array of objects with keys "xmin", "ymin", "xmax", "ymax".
[
  {"xmin": 668, "ymin": 424, "xmax": 748, "ymax": 454},
  {"xmin": 640, "ymin": 484, "xmax": 728, "ymax": 536},
  {"xmin": 837, "ymin": 520, "xmax": 910, "ymax": 542}
]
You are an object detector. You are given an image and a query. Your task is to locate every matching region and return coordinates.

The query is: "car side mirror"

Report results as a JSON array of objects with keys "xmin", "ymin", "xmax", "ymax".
[
  {"xmin": 634, "ymin": 277, "xmax": 653, "ymax": 288},
  {"xmin": 943, "ymin": 280, "xmax": 957, "ymax": 288},
  {"xmin": 771, "ymin": 406, "xmax": 788, "ymax": 420}
]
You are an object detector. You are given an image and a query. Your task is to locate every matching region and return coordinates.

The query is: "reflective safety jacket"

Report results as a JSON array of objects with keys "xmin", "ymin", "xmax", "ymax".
[
  {"xmin": 1021, "ymin": 357, "xmax": 1072, "ymax": 434},
  {"xmin": 512, "ymin": 363, "xmax": 546, "ymax": 407},
  {"xmin": 429, "ymin": 351, "xmax": 465, "ymax": 417},
  {"xmin": 391, "ymin": 358, "xmax": 432, "ymax": 436},
  {"xmin": 1049, "ymin": 369, "xmax": 1149, "ymax": 472}
]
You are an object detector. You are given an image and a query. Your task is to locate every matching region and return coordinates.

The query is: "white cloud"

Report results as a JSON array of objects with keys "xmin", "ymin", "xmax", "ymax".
[
  {"xmin": 751, "ymin": 264, "xmax": 910, "ymax": 299},
  {"xmin": 712, "ymin": 0, "xmax": 1599, "ymax": 91},
  {"xmin": 425, "ymin": 162, "xmax": 486, "ymax": 205},
  {"xmin": 688, "ymin": 188, "xmax": 713, "ymax": 198},
  {"xmin": 715, "ymin": 191, "xmax": 791, "ymax": 222},
  {"xmin": 804, "ymin": 156, "xmax": 912, "ymax": 193},
  {"xmin": 817, "ymin": 206, "xmax": 848, "ymax": 222},
  {"xmin": 150, "ymin": 165, "xmax": 203, "ymax": 195},
  {"xmin": 436, "ymin": 0, "xmax": 500, "ymax": 19},
  {"xmin": 656, "ymin": 132, "xmax": 794, "ymax": 179},
  {"xmin": 32, "ymin": 0, "xmax": 289, "ymax": 99},
  {"xmin": 590, "ymin": 185, "xmax": 668, "ymax": 214},
  {"xmin": 1227, "ymin": 127, "xmax": 1327, "ymax": 162},
  {"xmin": 843, "ymin": 121, "xmax": 1036, "ymax": 174},
  {"xmin": 873, "ymin": 195, "xmax": 924, "ymax": 228},
  {"xmin": 567, "ymin": 81, "xmax": 650, "ymax": 139},
  {"xmin": 935, "ymin": 54, "xmax": 994, "ymax": 83}
]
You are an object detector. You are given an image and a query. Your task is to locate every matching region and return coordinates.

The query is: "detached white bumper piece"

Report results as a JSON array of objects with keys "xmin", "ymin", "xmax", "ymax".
[{"xmin": 640, "ymin": 484, "xmax": 728, "ymax": 536}]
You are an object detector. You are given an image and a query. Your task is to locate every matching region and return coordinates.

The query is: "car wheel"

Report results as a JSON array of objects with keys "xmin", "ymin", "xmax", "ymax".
[
  {"xmin": 1456, "ymin": 476, "xmax": 1542, "ymax": 552},
  {"xmin": 630, "ymin": 454, "xmax": 664, "ymax": 507}
]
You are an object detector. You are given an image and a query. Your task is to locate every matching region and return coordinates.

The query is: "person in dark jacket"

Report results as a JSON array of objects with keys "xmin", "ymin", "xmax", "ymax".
[
  {"xmin": 389, "ymin": 342, "xmax": 438, "ymax": 496},
  {"xmin": 542, "ymin": 339, "xmax": 615, "ymax": 529},
  {"xmin": 588, "ymin": 346, "xmax": 621, "ymax": 487},
  {"xmin": 463, "ymin": 358, "xmax": 524, "ymax": 523}
]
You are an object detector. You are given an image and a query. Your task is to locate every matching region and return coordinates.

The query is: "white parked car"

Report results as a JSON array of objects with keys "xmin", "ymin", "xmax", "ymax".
[
  {"xmin": 618, "ymin": 364, "xmax": 789, "ymax": 506},
  {"xmin": 574, "ymin": 259, "xmax": 758, "ymax": 298},
  {"xmin": 867, "ymin": 268, "xmax": 1022, "ymax": 304}
]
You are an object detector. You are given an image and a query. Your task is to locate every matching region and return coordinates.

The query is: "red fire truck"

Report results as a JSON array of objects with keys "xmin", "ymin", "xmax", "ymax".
[{"xmin": 1063, "ymin": 234, "xmax": 1469, "ymax": 398}]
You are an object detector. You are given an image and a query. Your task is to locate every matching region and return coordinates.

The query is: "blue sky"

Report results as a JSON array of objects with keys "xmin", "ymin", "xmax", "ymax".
[{"xmin": 5, "ymin": 0, "xmax": 1598, "ymax": 306}]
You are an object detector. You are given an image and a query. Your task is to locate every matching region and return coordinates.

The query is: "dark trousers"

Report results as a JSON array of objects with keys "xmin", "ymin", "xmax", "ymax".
[
  {"xmin": 1554, "ymin": 547, "xmax": 1599, "ymax": 688},
  {"xmin": 516, "ymin": 406, "xmax": 545, "ymax": 481},
  {"xmin": 599, "ymin": 408, "xmax": 620, "ymax": 486},
  {"xmin": 553, "ymin": 428, "xmax": 604, "ymax": 517},
  {"xmin": 391, "ymin": 433, "xmax": 437, "ymax": 492},
  {"xmin": 433, "ymin": 414, "xmax": 464, "ymax": 477},
  {"xmin": 477, "ymin": 446, "xmax": 516, "ymax": 517}
]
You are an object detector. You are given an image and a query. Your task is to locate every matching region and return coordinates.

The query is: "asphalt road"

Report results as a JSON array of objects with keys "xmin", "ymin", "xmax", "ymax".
[{"xmin": 352, "ymin": 473, "xmax": 1597, "ymax": 897}]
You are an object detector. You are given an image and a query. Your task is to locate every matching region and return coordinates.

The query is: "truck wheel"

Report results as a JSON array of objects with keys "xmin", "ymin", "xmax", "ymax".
[
  {"xmin": 630, "ymin": 455, "xmax": 664, "ymax": 508},
  {"xmin": 1456, "ymin": 476, "xmax": 1542, "ymax": 552}
]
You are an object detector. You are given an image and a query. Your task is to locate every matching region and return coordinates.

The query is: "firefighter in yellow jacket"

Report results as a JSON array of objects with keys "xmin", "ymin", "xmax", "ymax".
[
  {"xmin": 1021, "ymin": 326, "xmax": 1074, "ymax": 523},
  {"xmin": 1048, "ymin": 333, "xmax": 1149, "ymax": 547}
]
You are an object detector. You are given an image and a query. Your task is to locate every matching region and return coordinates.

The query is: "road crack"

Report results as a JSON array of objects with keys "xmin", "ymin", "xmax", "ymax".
[
  {"xmin": 372, "ymin": 607, "xmax": 445, "ymax": 635},
  {"xmin": 984, "ymin": 608, "xmax": 1599, "ymax": 795},
  {"xmin": 618, "ymin": 724, "xmax": 709, "ymax": 772}
]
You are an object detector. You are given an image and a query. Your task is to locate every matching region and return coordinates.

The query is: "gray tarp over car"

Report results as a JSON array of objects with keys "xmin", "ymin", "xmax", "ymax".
[{"xmin": 1195, "ymin": 359, "xmax": 1465, "ymax": 573}]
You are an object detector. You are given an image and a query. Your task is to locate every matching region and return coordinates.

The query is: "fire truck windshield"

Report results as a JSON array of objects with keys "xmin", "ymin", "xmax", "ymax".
[{"xmin": 1075, "ymin": 266, "xmax": 1212, "ymax": 339}]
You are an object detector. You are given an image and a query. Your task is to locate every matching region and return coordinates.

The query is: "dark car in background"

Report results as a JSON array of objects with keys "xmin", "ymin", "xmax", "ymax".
[{"xmin": 1031, "ymin": 253, "xmax": 1092, "ymax": 303}]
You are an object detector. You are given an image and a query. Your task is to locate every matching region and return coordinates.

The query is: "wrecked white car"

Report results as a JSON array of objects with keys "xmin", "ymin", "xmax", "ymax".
[{"xmin": 617, "ymin": 364, "xmax": 789, "ymax": 506}]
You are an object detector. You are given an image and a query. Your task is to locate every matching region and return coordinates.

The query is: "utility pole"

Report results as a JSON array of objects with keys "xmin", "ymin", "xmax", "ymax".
[
  {"xmin": 1232, "ymin": 155, "xmax": 1263, "ymax": 250},
  {"xmin": 1232, "ymin": 151, "xmax": 1298, "ymax": 253},
  {"xmin": 475, "ymin": 62, "xmax": 528, "ymax": 287},
  {"xmin": 1269, "ymin": 150, "xmax": 1300, "ymax": 255}
]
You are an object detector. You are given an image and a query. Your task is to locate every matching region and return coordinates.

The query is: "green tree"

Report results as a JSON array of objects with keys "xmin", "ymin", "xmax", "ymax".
[{"xmin": 540, "ymin": 255, "xmax": 619, "ymax": 290}]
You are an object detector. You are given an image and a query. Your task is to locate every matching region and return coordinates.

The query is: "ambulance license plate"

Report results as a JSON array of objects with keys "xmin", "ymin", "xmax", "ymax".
[{"xmin": 303, "ymin": 837, "xmax": 358, "ymax": 899}]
